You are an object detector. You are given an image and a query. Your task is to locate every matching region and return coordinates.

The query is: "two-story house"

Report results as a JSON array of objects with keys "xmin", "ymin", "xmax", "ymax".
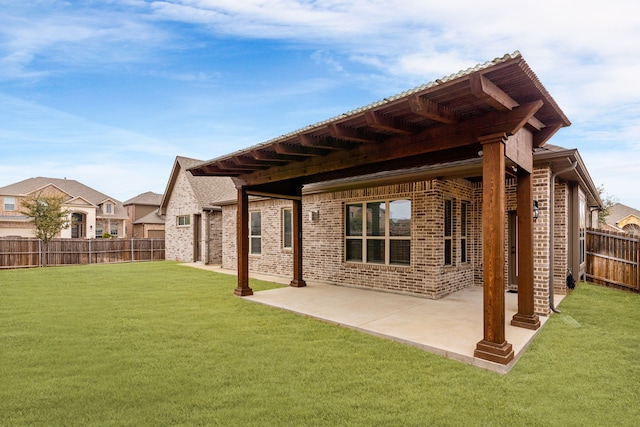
[{"xmin": 0, "ymin": 177, "xmax": 127, "ymax": 239}]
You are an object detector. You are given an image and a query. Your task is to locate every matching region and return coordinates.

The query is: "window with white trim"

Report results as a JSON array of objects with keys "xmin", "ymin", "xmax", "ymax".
[
  {"xmin": 282, "ymin": 208, "xmax": 292, "ymax": 249},
  {"xmin": 4, "ymin": 197, "xmax": 16, "ymax": 211},
  {"xmin": 345, "ymin": 199, "xmax": 411, "ymax": 266},
  {"xmin": 250, "ymin": 211, "xmax": 262, "ymax": 255},
  {"xmin": 177, "ymin": 215, "xmax": 190, "ymax": 227}
]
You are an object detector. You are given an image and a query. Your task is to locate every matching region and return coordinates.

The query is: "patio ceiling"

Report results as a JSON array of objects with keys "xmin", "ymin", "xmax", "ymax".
[{"xmin": 190, "ymin": 52, "xmax": 570, "ymax": 193}]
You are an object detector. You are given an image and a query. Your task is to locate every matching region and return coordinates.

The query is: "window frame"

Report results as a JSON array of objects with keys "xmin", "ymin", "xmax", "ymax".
[
  {"xmin": 250, "ymin": 211, "xmax": 262, "ymax": 255},
  {"xmin": 444, "ymin": 198, "xmax": 454, "ymax": 266},
  {"xmin": 177, "ymin": 215, "xmax": 191, "ymax": 227},
  {"xmin": 460, "ymin": 200, "xmax": 470, "ymax": 264},
  {"xmin": 4, "ymin": 196, "xmax": 16, "ymax": 211},
  {"xmin": 344, "ymin": 199, "xmax": 411, "ymax": 266},
  {"xmin": 282, "ymin": 208, "xmax": 293, "ymax": 250}
]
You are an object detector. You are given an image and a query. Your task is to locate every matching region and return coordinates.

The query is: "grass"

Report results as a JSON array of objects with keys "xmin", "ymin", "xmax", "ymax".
[{"xmin": 1, "ymin": 262, "xmax": 639, "ymax": 426}]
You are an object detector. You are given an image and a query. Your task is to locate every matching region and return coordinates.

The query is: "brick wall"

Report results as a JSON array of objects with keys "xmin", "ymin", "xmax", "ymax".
[
  {"xmin": 220, "ymin": 168, "xmax": 564, "ymax": 314},
  {"xmin": 222, "ymin": 178, "xmax": 477, "ymax": 299},
  {"xmin": 165, "ymin": 168, "xmax": 200, "ymax": 262}
]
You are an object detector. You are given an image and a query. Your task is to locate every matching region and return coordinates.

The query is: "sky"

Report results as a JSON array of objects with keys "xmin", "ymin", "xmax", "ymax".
[{"xmin": 1, "ymin": 1, "xmax": 638, "ymax": 207}]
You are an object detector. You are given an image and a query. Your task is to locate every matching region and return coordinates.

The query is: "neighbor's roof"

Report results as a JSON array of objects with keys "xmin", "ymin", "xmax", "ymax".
[
  {"xmin": 159, "ymin": 156, "xmax": 237, "ymax": 213},
  {"xmin": 123, "ymin": 191, "xmax": 163, "ymax": 206},
  {"xmin": 606, "ymin": 203, "xmax": 640, "ymax": 225},
  {"xmin": 133, "ymin": 209, "xmax": 165, "ymax": 225}
]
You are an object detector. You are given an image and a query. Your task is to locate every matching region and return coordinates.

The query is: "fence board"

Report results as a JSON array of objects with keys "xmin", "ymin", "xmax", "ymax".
[
  {"xmin": 0, "ymin": 238, "xmax": 165, "ymax": 269},
  {"xmin": 586, "ymin": 228, "xmax": 639, "ymax": 292}
]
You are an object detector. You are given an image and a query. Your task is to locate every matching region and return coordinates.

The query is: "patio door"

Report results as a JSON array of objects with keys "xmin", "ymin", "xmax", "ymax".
[{"xmin": 508, "ymin": 211, "xmax": 518, "ymax": 288}]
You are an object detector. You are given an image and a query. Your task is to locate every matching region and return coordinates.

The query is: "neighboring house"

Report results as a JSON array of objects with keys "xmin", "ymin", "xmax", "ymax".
[
  {"xmin": 123, "ymin": 191, "xmax": 165, "ymax": 238},
  {"xmin": 602, "ymin": 203, "xmax": 640, "ymax": 236},
  {"xmin": 0, "ymin": 177, "xmax": 127, "ymax": 239},
  {"xmin": 159, "ymin": 156, "xmax": 236, "ymax": 263},
  {"xmin": 186, "ymin": 52, "xmax": 603, "ymax": 366}
]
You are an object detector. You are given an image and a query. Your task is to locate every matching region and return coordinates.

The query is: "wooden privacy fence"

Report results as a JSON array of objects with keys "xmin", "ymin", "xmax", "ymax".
[
  {"xmin": 586, "ymin": 228, "xmax": 639, "ymax": 292},
  {"xmin": 0, "ymin": 238, "xmax": 165, "ymax": 269}
]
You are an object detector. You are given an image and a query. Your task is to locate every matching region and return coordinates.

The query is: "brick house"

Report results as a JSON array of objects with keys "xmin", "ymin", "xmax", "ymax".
[
  {"xmin": 0, "ymin": 177, "xmax": 127, "ymax": 239},
  {"xmin": 602, "ymin": 203, "xmax": 640, "ymax": 236},
  {"xmin": 123, "ymin": 191, "xmax": 165, "ymax": 238},
  {"xmin": 159, "ymin": 156, "xmax": 236, "ymax": 263},
  {"xmin": 186, "ymin": 52, "xmax": 602, "ymax": 365}
]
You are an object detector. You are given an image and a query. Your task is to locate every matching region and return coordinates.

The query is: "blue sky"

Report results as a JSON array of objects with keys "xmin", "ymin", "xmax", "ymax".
[{"xmin": 1, "ymin": 1, "xmax": 638, "ymax": 207}]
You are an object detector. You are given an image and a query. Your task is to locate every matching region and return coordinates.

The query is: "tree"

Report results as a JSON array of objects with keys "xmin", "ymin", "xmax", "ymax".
[
  {"xmin": 597, "ymin": 184, "xmax": 618, "ymax": 225},
  {"xmin": 21, "ymin": 193, "xmax": 71, "ymax": 243}
]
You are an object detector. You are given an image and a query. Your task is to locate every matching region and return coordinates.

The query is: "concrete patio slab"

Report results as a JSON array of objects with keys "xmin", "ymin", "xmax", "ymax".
[{"xmin": 183, "ymin": 263, "xmax": 561, "ymax": 374}]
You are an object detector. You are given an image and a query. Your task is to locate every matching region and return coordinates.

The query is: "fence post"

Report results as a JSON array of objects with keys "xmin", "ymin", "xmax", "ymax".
[{"xmin": 151, "ymin": 238, "xmax": 154, "ymax": 260}]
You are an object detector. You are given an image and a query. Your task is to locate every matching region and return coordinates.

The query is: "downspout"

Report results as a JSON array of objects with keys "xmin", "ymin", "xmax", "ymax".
[{"xmin": 549, "ymin": 159, "xmax": 578, "ymax": 313}]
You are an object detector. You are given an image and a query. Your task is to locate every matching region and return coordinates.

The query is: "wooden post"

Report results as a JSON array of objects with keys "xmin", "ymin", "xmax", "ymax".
[
  {"xmin": 475, "ymin": 133, "xmax": 514, "ymax": 365},
  {"xmin": 290, "ymin": 196, "xmax": 307, "ymax": 288},
  {"xmin": 512, "ymin": 170, "xmax": 541, "ymax": 329},
  {"xmin": 234, "ymin": 187, "xmax": 253, "ymax": 296}
]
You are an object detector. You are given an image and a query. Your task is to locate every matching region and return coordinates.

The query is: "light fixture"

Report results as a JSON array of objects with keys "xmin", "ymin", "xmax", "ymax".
[{"xmin": 533, "ymin": 200, "xmax": 540, "ymax": 222}]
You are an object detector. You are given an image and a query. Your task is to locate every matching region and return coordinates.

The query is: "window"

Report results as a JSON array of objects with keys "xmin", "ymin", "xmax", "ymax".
[
  {"xmin": 460, "ymin": 201, "xmax": 470, "ymax": 263},
  {"xmin": 250, "ymin": 211, "xmax": 262, "ymax": 255},
  {"xmin": 4, "ymin": 197, "xmax": 16, "ymax": 211},
  {"xmin": 579, "ymin": 192, "xmax": 586, "ymax": 264},
  {"xmin": 444, "ymin": 199, "xmax": 453, "ymax": 265},
  {"xmin": 110, "ymin": 227, "xmax": 118, "ymax": 237},
  {"xmin": 105, "ymin": 203, "xmax": 113, "ymax": 214},
  {"xmin": 177, "ymin": 215, "xmax": 190, "ymax": 227},
  {"xmin": 96, "ymin": 228, "xmax": 103, "ymax": 238},
  {"xmin": 345, "ymin": 199, "xmax": 411, "ymax": 266},
  {"xmin": 282, "ymin": 208, "xmax": 292, "ymax": 249}
]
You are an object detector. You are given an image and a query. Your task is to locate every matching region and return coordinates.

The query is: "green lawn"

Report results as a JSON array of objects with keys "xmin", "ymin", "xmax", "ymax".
[{"xmin": 1, "ymin": 262, "xmax": 639, "ymax": 426}]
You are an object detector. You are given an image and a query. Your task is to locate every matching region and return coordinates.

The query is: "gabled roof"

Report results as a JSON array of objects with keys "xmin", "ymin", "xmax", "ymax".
[
  {"xmin": 0, "ymin": 177, "xmax": 127, "ymax": 218},
  {"xmin": 123, "ymin": 191, "xmax": 163, "ymax": 206},
  {"xmin": 159, "ymin": 156, "xmax": 237, "ymax": 214},
  {"xmin": 133, "ymin": 209, "xmax": 165, "ymax": 225},
  {"xmin": 1, "ymin": 177, "xmax": 113, "ymax": 204},
  {"xmin": 606, "ymin": 203, "xmax": 640, "ymax": 226}
]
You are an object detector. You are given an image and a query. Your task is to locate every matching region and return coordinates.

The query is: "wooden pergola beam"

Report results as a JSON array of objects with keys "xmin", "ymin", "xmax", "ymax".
[
  {"xmin": 237, "ymin": 101, "xmax": 543, "ymax": 187},
  {"xmin": 470, "ymin": 74, "xmax": 519, "ymax": 112},
  {"xmin": 364, "ymin": 111, "xmax": 417, "ymax": 135},
  {"xmin": 408, "ymin": 95, "xmax": 459, "ymax": 124},
  {"xmin": 327, "ymin": 123, "xmax": 379, "ymax": 143},
  {"xmin": 298, "ymin": 134, "xmax": 353, "ymax": 151}
]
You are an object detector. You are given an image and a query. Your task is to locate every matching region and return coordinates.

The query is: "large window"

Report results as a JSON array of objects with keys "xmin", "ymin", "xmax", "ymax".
[
  {"xmin": 345, "ymin": 199, "xmax": 411, "ymax": 266},
  {"xmin": 250, "ymin": 211, "xmax": 262, "ymax": 255},
  {"xmin": 282, "ymin": 208, "xmax": 292, "ymax": 249},
  {"xmin": 4, "ymin": 197, "xmax": 16, "ymax": 211}
]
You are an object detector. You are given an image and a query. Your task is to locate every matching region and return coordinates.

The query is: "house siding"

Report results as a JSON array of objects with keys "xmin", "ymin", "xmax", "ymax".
[
  {"xmin": 218, "ymin": 166, "xmax": 577, "ymax": 317},
  {"xmin": 165, "ymin": 169, "xmax": 201, "ymax": 262},
  {"xmin": 222, "ymin": 178, "xmax": 478, "ymax": 299}
]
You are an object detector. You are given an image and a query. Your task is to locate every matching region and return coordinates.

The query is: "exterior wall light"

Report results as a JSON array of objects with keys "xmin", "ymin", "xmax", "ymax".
[{"xmin": 533, "ymin": 200, "xmax": 540, "ymax": 222}]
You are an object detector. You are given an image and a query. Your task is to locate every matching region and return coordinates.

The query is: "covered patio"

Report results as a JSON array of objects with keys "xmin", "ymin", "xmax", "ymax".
[
  {"xmin": 185, "ymin": 263, "xmax": 560, "ymax": 373},
  {"xmin": 190, "ymin": 52, "xmax": 571, "ymax": 366}
]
